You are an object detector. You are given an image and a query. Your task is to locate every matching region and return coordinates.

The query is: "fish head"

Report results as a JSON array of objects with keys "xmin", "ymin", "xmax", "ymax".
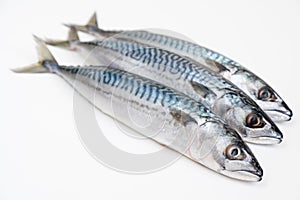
[
  {"xmin": 217, "ymin": 131, "xmax": 263, "ymax": 182},
  {"xmin": 192, "ymin": 121, "xmax": 263, "ymax": 181},
  {"xmin": 213, "ymin": 92, "xmax": 283, "ymax": 144},
  {"xmin": 230, "ymin": 69, "xmax": 292, "ymax": 122},
  {"xmin": 255, "ymin": 83, "xmax": 292, "ymax": 122}
]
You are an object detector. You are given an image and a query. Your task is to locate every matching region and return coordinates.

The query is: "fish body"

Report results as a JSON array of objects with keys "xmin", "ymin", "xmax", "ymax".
[
  {"xmin": 46, "ymin": 33, "xmax": 283, "ymax": 145},
  {"xmin": 70, "ymin": 13, "xmax": 292, "ymax": 122},
  {"xmin": 13, "ymin": 38, "xmax": 263, "ymax": 182}
]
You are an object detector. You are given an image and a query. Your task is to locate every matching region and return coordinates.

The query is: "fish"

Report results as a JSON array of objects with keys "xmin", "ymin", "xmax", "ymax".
[
  {"xmin": 13, "ymin": 37, "xmax": 263, "ymax": 182},
  {"xmin": 68, "ymin": 12, "xmax": 292, "ymax": 122},
  {"xmin": 45, "ymin": 29, "xmax": 283, "ymax": 145}
]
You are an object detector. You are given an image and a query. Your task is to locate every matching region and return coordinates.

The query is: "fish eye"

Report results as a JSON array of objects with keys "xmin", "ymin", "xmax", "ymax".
[
  {"xmin": 245, "ymin": 112, "xmax": 265, "ymax": 128},
  {"xmin": 225, "ymin": 145, "xmax": 245, "ymax": 160},
  {"xmin": 258, "ymin": 86, "xmax": 277, "ymax": 101}
]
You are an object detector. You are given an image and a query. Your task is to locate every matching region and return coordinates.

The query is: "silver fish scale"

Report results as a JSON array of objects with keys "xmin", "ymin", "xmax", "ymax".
[
  {"xmin": 59, "ymin": 65, "xmax": 217, "ymax": 122},
  {"xmin": 46, "ymin": 62, "xmax": 262, "ymax": 180},
  {"xmin": 87, "ymin": 39, "xmax": 237, "ymax": 96},
  {"xmin": 119, "ymin": 31, "xmax": 240, "ymax": 67}
]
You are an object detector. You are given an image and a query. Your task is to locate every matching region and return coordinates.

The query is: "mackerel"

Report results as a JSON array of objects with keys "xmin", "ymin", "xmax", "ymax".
[
  {"xmin": 46, "ymin": 29, "xmax": 283, "ymax": 145},
  {"xmin": 13, "ymin": 37, "xmax": 263, "ymax": 181},
  {"xmin": 70, "ymin": 13, "xmax": 292, "ymax": 122}
]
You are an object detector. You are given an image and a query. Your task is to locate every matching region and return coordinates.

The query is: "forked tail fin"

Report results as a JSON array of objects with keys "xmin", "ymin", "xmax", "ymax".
[
  {"xmin": 45, "ymin": 27, "xmax": 79, "ymax": 50},
  {"xmin": 64, "ymin": 12, "xmax": 98, "ymax": 34},
  {"xmin": 87, "ymin": 12, "xmax": 98, "ymax": 27},
  {"xmin": 12, "ymin": 36, "xmax": 58, "ymax": 73},
  {"xmin": 65, "ymin": 12, "xmax": 121, "ymax": 40}
]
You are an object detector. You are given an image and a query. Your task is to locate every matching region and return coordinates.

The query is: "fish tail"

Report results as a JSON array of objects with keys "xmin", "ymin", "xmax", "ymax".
[
  {"xmin": 12, "ymin": 36, "xmax": 58, "ymax": 73},
  {"xmin": 44, "ymin": 27, "xmax": 79, "ymax": 50},
  {"xmin": 64, "ymin": 12, "xmax": 98, "ymax": 34},
  {"xmin": 87, "ymin": 12, "xmax": 98, "ymax": 27}
]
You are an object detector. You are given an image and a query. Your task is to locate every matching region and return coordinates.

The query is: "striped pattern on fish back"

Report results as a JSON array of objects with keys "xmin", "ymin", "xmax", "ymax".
[
  {"xmin": 86, "ymin": 39, "xmax": 236, "ymax": 92},
  {"xmin": 119, "ymin": 31, "xmax": 240, "ymax": 67},
  {"xmin": 59, "ymin": 65, "xmax": 216, "ymax": 120}
]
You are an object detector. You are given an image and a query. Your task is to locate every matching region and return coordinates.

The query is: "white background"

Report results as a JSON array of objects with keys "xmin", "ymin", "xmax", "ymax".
[{"xmin": 1, "ymin": 0, "xmax": 300, "ymax": 199}]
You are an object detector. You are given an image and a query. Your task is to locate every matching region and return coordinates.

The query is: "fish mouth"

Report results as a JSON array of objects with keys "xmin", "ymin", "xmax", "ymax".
[
  {"xmin": 243, "ymin": 135, "xmax": 282, "ymax": 145},
  {"xmin": 264, "ymin": 102, "xmax": 293, "ymax": 122},
  {"xmin": 265, "ymin": 109, "xmax": 292, "ymax": 122},
  {"xmin": 243, "ymin": 118, "xmax": 283, "ymax": 145},
  {"xmin": 221, "ymin": 169, "xmax": 263, "ymax": 182}
]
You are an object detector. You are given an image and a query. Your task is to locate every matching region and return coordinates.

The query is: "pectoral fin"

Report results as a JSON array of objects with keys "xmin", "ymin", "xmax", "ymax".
[
  {"xmin": 205, "ymin": 58, "xmax": 229, "ymax": 73},
  {"xmin": 170, "ymin": 109, "xmax": 197, "ymax": 126},
  {"xmin": 190, "ymin": 81, "xmax": 217, "ymax": 100}
]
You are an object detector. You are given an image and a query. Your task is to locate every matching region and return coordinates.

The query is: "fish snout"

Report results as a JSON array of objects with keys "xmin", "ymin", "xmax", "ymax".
[{"xmin": 265, "ymin": 100, "xmax": 293, "ymax": 122}]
